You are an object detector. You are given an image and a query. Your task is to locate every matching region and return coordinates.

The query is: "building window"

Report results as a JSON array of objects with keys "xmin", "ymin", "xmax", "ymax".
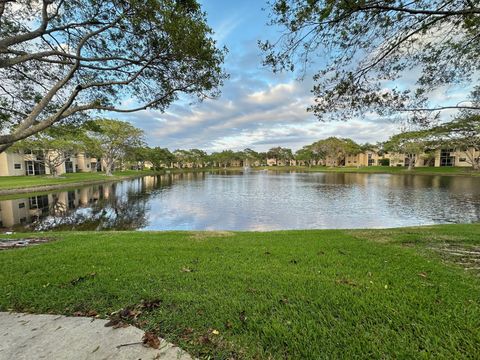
[
  {"xmin": 18, "ymin": 203, "xmax": 25, "ymax": 209},
  {"xmin": 459, "ymin": 158, "xmax": 467, "ymax": 162},
  {"xmin": 440, "ymin": 149, "xmax": 455, "ymax": 167},
  {"xmin": 25, "ymin": 161, "xmax": 46, "ymax": 176},
  {"xmin": 65, "ymin": 160, "xmax": 74, "ymax": 173},
  {"xmin": 29, "ymin": 195, "xmax": 49, "ymax": 210},
  {"xmin": 14, "ymin": 163, "xmax": 21, "ymax": 169}
]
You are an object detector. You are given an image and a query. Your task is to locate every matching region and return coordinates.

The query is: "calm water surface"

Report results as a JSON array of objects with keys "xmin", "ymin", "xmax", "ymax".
[{"xmin": 2, "ymin": 171, "xmax": 480, "ymax": 231}]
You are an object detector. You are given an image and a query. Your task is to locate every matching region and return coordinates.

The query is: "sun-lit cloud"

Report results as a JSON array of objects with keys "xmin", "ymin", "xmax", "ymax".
[{"xmin": 117, "ymin": 0, "xmax": 469, "ymax": 153}]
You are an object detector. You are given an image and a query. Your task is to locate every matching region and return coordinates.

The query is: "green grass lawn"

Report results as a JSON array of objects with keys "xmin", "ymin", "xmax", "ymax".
[
  {"xmin": 0, "ymin": 170, "xmax": 160, "ymax": 191},
  {"xmin": 255, "ymin": 165, "xmax": 480, "ymax": 176},
  {"xmin": 0, "ymin": 224, "xmax": 479, "ymax": 358}
]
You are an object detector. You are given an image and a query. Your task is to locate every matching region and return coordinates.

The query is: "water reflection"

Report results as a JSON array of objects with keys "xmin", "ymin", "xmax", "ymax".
[{"xmin": 1, "ymin": 171, "xmax": 479, "ymax": 231}]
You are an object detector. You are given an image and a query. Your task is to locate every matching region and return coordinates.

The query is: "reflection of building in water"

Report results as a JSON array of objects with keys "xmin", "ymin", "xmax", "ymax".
[
  {"xmin": 0, "ymin": 195, "xmax": 50, "ymax": 228},
  {"xmin": 0, "ymin": 187, "xmax": 102, "ymax": 229},
  {"xmin": 0, "ymin": 174, "xmax": 176, "ymax": 230}
]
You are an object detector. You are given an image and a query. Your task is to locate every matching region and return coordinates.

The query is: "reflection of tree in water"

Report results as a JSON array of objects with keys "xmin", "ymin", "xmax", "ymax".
[{"xmin": 33, "ymin": 179, "xmax": 160, "ymax": 231}]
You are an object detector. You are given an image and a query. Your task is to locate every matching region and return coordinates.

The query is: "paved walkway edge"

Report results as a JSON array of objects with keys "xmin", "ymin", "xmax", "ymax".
[{"xmin": 0, "ymin": 312, "xmax": 192, "ymax": 360}]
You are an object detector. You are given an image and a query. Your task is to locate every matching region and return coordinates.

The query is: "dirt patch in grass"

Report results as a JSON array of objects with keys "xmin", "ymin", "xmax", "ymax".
[
  {"xmin": 188, "ymin": 231, "xmax": 235, "ymax": 241},
  {"xmin": 347, "ymin": 229, "xmax": 467, "ymax": 245},
  {"xmin": 429, "ymin": 244, "xmax": 480, "ymax": 275},
  {"xmin": 348, "ymin": 228, "xmax": 480, "ymax": 275},
  {"xmin": 0, "ymin": 237, "xmax": 54, "ymax": 250}
]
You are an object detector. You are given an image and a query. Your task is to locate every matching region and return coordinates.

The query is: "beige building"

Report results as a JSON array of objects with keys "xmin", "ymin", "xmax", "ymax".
[
  {"xmin": 384, "ymin": 148, "xmax": 479, "ymax": 168},
  {"xmin": 433, "ymin": 148, "xmax": 479, "ymax": 168},
  {"xmin": 0, "ymin": 150, "xmax": 102, "ymax": 176},
  {"xmin": 266, "ymin": 158, "xmax": 296, "ymax": 166}
]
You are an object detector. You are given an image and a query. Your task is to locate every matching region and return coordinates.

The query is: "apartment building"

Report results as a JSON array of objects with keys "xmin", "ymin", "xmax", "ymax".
[
  {"xmin": 384, "ymin": 148, "xmax": 479, "ymax": 168},
  {"xmin": 264, "ymin": 147, "xmax": 478, "ymax": 168},
  {"xmin": 0, "ymin": 150, "xmax": 103, "ymax": 176}
]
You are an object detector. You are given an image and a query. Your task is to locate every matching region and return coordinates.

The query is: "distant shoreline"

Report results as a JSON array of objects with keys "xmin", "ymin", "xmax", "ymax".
[{"xmin": 0, "ymin": 166, "xmax": 478, "ymax": 197}]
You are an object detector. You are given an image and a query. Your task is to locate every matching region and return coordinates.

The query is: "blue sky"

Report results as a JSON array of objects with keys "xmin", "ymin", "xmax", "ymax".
[{"xmin": 120, "ymin": 0, "xmax": 462, "ymax": 152}]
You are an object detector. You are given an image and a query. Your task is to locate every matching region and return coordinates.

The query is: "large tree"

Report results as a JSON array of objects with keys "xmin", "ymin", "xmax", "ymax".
[
  {"xmin": 261, "ymin": 1, "xmax": 480, "ymax": 124},
  {"xmin": 189, "ymin": 149, "xmax": 208, "ymax": 168},
  {"xmin": 310, "ymin": 137, "xmax": 361, "ymax": 166},
  {"xmin": 210, "ymin": 150, "xmax": 236, "ymax": 168},
  {"xmin": 148, "ymin": 147, "xmax": 174, "ymax": 170},
  {"xmin": 295, "ymin": 146, "xmax": 315, "ymax": 167},
  {"xmin": 0, "ymin": 0, "xmax": 226, "ymax": 152},
  {"xmin": 383, "ymin": 130, "xmax": 430, "ymax": 170},
  {"xmin": 84, "ymin": 119, "xmax": 145, "ymax": 176},
  {"xmin": 267, "ymin": 146, "xmax": 293, "ymax": 165},
  {"xmin": 242, "ymin": 148, "xmax": 260, "ymax": 166}
]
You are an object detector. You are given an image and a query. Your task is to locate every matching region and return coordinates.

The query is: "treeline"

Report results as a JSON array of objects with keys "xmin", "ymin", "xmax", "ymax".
[{"xmin": 13, "ymin": 114, "xmax": 480, "ymax": 175}]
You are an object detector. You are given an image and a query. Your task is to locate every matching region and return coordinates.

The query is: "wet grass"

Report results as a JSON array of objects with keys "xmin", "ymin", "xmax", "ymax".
[{"xmin": 0, "ymin": 224, "xmax": 479, "ymax": 358}]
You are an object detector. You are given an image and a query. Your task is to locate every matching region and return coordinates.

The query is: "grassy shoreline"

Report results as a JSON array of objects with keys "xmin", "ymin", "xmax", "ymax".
[
  {"xmin": 254, "ymin": 165, "xmax": 480, "ymax": 176},
  {"xmin": 0, "ymin": 170, "xmax": 164, "ymax": 195},
  {"xmin": 1, "ymin": 224, "xmax": 479, "ymax": 358},
  {"xmin": 0, "ymin": 166, "xmax": 478, "ymax": 195}
]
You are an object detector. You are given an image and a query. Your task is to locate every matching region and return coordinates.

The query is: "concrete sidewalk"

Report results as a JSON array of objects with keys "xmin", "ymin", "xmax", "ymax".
[{"xmin": 0, "ymin": 312, "xmax": 192, "ymax": 360}]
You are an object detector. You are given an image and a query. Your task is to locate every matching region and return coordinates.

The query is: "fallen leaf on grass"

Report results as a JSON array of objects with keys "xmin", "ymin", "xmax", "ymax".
[
  {"xmin": 184, "ymin": 327, "xmax": 194, "ymax": 334},
  {"xmin": 119, "ymin": 308, "xmax": 141, "ymax": 320},
  {"xmin": 335, "ymin": 279, "xmax": 357, "ymax": 287},
  {"xmin": 198, "ymin": 334, "xmax": 212, "ymax": 345},
  {"xmin": 239, "ymin": 311, "xmax": 247, "ymax": 324},
  {"xmin": 65, "ymin": 273, "xmax": 97, "ymax": 287},
  {"xmin": 224, "ymin": 321, "xmax": 233, "ymax": 330},
  {"xmin": 105, "ymin": 307, "xmax": 140, "ymax": 328},
  {"xmin": 142, "ymin": 332, "xmax": 161, "ymax": 349},
  {"xmin": 181, "ymin": 267, "xmax": 193, "ymax": 273},
  {"xmin": 140, "ymin": 299, "xmax": 162, "ymax": 310},
  {"xmin": 418, "ymin": 272, "xmax": 428, "ymax": 278}
]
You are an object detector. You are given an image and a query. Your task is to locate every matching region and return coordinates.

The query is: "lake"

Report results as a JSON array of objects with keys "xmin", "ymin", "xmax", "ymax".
[{"xmin": 1, "ymin": 170, "xmax": 480, "ymax": 231}]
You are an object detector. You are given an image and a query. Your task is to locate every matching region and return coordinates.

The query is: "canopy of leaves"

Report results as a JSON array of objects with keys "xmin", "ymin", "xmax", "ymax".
[
  {"xmin": 261, "ymin": 0, "xmax": 480, "ymax": 124},
  {"xmin": 0, "ymin": 0, "xmax": 226, "ymax": 151},
  {"xmin": 267, "ymin": 146, "xmax": 293, "ymax": 160},
  {"xmin": 431, "ymin": 113, "xmax": 480, "ymax": 148},
  {"xmin": 83, "ymin": 118, "xmax": 145, "ymax": 174},
  {"xmin": 310, "ymin": 137, "xmax": 361, "ymax": 160},
  {"xmin": 383, "ymin": 130, "xmax": 431, "ymax": 155}
]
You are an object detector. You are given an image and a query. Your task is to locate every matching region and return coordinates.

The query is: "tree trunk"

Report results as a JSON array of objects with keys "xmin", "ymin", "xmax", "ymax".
[
  {"xmin": 105, "ymin": 160, "xmax": 113, "ymax": 176},
  {"xmin": 408, "ymin": 155, "xmax": 415, "ymax": 170}
]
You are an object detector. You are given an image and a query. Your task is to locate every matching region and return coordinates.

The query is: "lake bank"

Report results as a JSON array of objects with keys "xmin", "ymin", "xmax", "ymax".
[
  {"xmin": 0, "ymin": 170, "xmax": 164, "ymax": 196},
  {"xmin": 255, "ymin": 165, "xmax": 480, "ymax": 176},
  {"xmin": 1, "ymin": 224, "xmax": 479, "ymax": 358}
]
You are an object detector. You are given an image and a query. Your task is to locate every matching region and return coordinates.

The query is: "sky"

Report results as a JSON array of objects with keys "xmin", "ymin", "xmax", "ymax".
[{"xmin": 118, "ymin": 0, "xmax": 463, "ymax": 153}]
